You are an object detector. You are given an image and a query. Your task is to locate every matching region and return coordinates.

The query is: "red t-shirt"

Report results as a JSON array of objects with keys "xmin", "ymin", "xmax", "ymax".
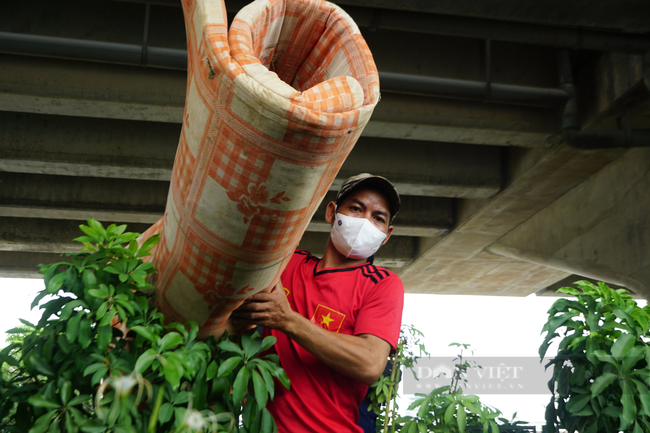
[{"xmin": 264, "ymin": 250, "xmax": 404, "ymax": 433}]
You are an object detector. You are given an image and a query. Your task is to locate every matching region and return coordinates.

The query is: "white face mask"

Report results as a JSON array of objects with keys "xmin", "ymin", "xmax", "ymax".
[{"xmin": 330, "ymin": 213, "xmax": 387, "ymax": 259}]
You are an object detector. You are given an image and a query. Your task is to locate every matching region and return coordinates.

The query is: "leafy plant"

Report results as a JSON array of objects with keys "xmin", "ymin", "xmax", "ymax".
[
  {"xmin": 368, "ymin": 329, "xmax": 530, "ymax": 433},
  {"xmin": 366, "ymin": 324, "xmax": 429, "ymax": 432},
  {"xmin": 540, "ymin": 280, "xmax": 650, "ymax": 433},
  {"xmin": 0, "ymin": 219, "xmax": 289, "ymax": 433},
  {"xmin": 398, "ymin": 343, "xmax": 529, "ymax": 433}
]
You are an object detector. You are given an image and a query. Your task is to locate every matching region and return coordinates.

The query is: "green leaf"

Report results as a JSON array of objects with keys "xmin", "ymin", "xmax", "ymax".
[
  {"xmin": 59, "ymin": 300, "xmax": 88, "ymax": 321},
  {"xmin": 83, "ymin": 362, "xmax": 106, "ymax": 376},
  {"xmin": 269, "ymin": 363, "xmax": 290, "ymax": 390},
  {"xmin": 28, "ymin": 353, "xmax": 55, "ymax": 376},
  {"xmin": 134, "ymin": 348, "xmax": 158, "ymax": 374},
  {"xmin": 634, "ymin": 379, "xmax": 650, "ymax": 417},
  {"xmin": 206, "ymin": 361, "xmax": 218, "ymax": 381},
  {"xmin": 612, "ymin": 333, "xmax": 636, "ymax": 362},
  {"xmin": 242, "ymin": 331, "xmax": 263, "ymax": 359},
  {"xmin": 97, "ymin": 325, "xmax": 112, "ymax": 352},
  {"xmin": 87, "ymin": 287, "xmax": 109, "ymax": 299},
  {"xmin": 130, "ymin": 326, "xmax": 161, "ymax": 345},
  {"xmin": 218, "ymin": 339, "xmax": 244, "ymax": 355},
  {"xmin": 82, "ymin": 269, "xmax": 97, "ymax": 289},
  {"xmin": 136, "ymin": 234, "xmax": 160, "ymax": 257},
  {"xmin": 60, "ymin": 380, "xmax": 72, "ymax": 405},
  {"xmin": 99, "ymin": 308, "xmax": 117, "ymax": 327},
  {"xmin": 258, "ymin": 362, "xmax": 275, "ymax": 400},
  {"xmin": 457, "ymin": 404, "xmax": 466, "ymax": 432},
  {"xmin": 233, "ymin": 365, "xmax": 251, "ymax": 404},
  {"xmin": 31, "ymin": 288, "xmax": 51, "ymax": 310},
  {"xmin": 566, "ymin": 394, "xmax": 591, "ymax": 414},
  {"xmin": 252, "ymin": 369, "xmax": 268, "ymax": 408},
  {"xmin": 19, "ymin": 318, "xmax": 36, "ymax": 327},
  {"xmin": 46, "ymin": 272, "xmax": 66, "ymax": 294},
  {"xmin": 115, "ymin": 300, "xmax": 135, "ymax": 316},
  {"xmin": 78, "ymin": 316, "xmax": 93, "ymax": 349},
  {"xmin": 69, "ymin": 407, "xmax": 87, "ymax": 425},
  {"xmin": 28, "ymin": 395, "xmax": 61, "ymax": 409},
  {"xmin": 218, "ymin": 356, "xmax": 243, "ymax": 377},
  {"xmin": 444, "ymin": 402, "xmax": 455, "ymax": 424},
  {"xmin": 623, "ymin": 345, "xmax": 645, "ymax": 372},
  {"xmin": 163, "ymin": 352, "xmax": 183, "ymax": 391},
  {"xmin": 621, "ymin": 379, "xmax": 637, "ymax": 430},
  {"xmin": 79, "ymin": 419, "xmax": 108, "ymax": 433},
  {"xmin": 63, "ymin": 411, "xmax": 76, "ymax": 433},
  {"xmin": 542, "ymin": 313, "xmax": 575, "ymax": 335},
  {"xmin": 591, "ymin": 372, "xmax": 618, "ymax": 399},
  {"xmin": 572, "ymin": 405, "xmax": 594, "ymax": 416},
  {"xmin": 158, "ymin": 403, "xmax": 174, "ymax": 424},
  {"xmin": 260, "ymin": 335, "xmax": 277, "ymax": 353},
  {"xmin": 173, "ymin": 391, "xmax": 190, "ymax": 405},
  {"xmin": 66, "ymin": 312, "xmax": 83, "ymax": 343},
  {"xmin": 602, "ymin": 405, "xmax": 622, "ymax": 417},
  {"xmin": 593, "ymin": 350, "xmax": 619, "ymax": 369},
  {"xmin": 28, "ymin": 410, "xmax": 58, "ymax": 433},
  {"xmin": 95, "ymin": 301, "xmax": 109, "ymax": 321},
  {"xmin": 556, "ymin": 286, "xmax": 581, "ymax": 296},
  {"xmin": 187, "ymin": 320, "xmax": 199, "ymax": 343},
  {"xmin": 91, "ymin": 367, "xmax": 109, "ymax": 386},
  {"xmin": 68, "ymin": 394, "xmax": 91, "ymax": 406},
  {"xmin": 158, "ymin": 332, "xmax": 183, "ymax": 352},
  {"xmin": 260, "ymin": 407, "xmax": 274, "ymax": 433}
]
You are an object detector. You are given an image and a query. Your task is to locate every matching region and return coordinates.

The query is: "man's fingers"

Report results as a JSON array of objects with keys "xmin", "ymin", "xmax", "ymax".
[{"xmin": 243, "ymin": 292, "xmax": 274, "ymax": 303}]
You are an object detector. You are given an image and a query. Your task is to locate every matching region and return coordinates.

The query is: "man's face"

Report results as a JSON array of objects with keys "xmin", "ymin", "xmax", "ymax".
[{"xmin": 329, "ymin": 187, "xmax": 393, "ymax": 238}]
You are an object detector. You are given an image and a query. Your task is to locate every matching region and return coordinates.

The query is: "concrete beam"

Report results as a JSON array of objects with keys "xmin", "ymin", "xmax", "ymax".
[
  {"xmin": 0, "ymin": 218, "xmax": 416, "ymax": 270},
  {"xmin": 368, "ymin": 93, "xmax": 560, "ymax": 148},
  {"xmin": 0, "ymin": 171, "xmax": 452, "ymax": 236},
  {"xmin": 0, "ymin": 55, "xmax": 561, "ymax": 147},
  {"xmin": 399, "ymin": 144, "xmax": 624, "ymax": 295},
  {"xmin": 0, "ymin": 217, "xmax": 152, "ymax": 253},
  {"xmin": 104, "ymin": 0, "xmax": 650, "ymax": 34},
  {"xmin": 0, "ymin": 112, "xmax": 178, "ymax": 181},
  {"xmin": 0, "ymin": 252, "xmax": 67, "ymax": 278},
  {"xmin": 489, "ymin": 148, "xmax": 650, "ymax": 300},
  {"xmin": 0, "ymin": 114, "xmax": 503, "ymax": 198},
  {"xmin": 576, "ymin": 53, "xmax": 648, "ymax": 129},
  {"xmin": 336, "ymin": 0, "xmax": 650, "ymax": 33},
  {"xmin": 0, "ymin": 172, "xmax": 168, "ymax": 223},
  {"xmin": 0, "ymin": 55, "xmax": 186, "ymax": 122},
  {"xmin": 2, "ymin": 0, "xmax": 186, "ymax": 50},
  {"xmin": 337, "ymin": 138, "xmax": 502, "ymax": 199}
]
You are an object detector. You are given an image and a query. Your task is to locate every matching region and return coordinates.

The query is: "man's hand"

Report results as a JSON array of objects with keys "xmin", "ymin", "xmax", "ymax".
[
  {"xmin": 231, "ymin": 280, "xmax": 390, "ymax": 385},
  {"xmin": 231, "ymin": 280, "xmax": 296, "ymax": 331}
]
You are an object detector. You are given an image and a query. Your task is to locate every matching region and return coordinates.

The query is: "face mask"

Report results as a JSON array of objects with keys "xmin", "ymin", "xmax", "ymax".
[{"xmin": 330, "ymin": 212, "xmax": 387, "ymax": 259}]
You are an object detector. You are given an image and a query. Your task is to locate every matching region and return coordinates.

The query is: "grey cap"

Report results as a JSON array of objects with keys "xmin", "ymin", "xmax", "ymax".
[{"xmin": 335, "ymin": 173, "xmax": 400, "ymax": 223}]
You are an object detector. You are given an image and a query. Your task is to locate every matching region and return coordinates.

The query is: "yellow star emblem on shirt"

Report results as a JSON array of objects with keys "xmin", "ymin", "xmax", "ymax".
[{"xmin": 320, "ymin": 312, "xmax": 334, "ymax": 328}]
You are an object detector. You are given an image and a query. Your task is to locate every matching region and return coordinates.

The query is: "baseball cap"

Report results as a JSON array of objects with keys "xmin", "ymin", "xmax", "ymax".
[{"xmin": 335, "ymin": 173, "xmax": 401, "ymax": 223}]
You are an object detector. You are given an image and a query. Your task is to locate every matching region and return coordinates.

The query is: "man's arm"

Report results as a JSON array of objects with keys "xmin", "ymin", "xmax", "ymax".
[{"xmin": 231, "ymin": 282, "xmax": 391, "ymax": 385}]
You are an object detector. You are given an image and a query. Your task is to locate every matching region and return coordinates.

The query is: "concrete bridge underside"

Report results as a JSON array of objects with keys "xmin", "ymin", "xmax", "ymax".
[{"xmin": 2, "ymin": 0, "xmax": 650, "ymax": 298}]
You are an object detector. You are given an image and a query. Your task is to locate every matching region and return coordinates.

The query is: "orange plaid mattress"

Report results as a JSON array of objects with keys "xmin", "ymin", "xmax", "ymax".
[{"xmin": 139, "ymin": 0, "xmax": 379, "ymax": 337}]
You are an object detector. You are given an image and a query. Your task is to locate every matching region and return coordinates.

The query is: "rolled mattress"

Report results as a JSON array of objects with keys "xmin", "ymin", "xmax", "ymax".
[{"xmin": 139, "ymin": 0, "xmax": 380, "ymax": 337}]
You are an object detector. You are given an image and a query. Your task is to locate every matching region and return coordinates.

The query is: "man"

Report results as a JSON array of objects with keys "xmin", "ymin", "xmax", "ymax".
[{"xmin": 232, "ymin": 173, "xmax": 405, "ymax": 432}]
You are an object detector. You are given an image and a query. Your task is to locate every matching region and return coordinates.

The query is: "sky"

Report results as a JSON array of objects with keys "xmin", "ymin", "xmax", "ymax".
[{"xmin": 0, "ymin": 277, "xmax": 616, "ymax": 429}]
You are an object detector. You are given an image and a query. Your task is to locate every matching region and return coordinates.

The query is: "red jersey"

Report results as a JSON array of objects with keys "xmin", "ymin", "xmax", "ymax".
[{"xmin": 264, "ymin": 250, "xmax": 404, "ymax": 432}]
